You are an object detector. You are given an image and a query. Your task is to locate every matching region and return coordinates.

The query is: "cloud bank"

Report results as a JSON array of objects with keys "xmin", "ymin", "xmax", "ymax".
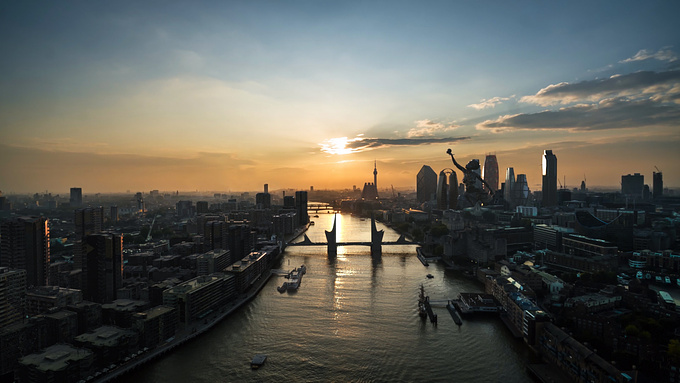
[
  {"xmin": 319, "ymin": 135, "xmax": 470, "ymax": 154},
  {"xmin": 520, "ymin": 70, "xmax": 680, "ymax": 106},
  {"xmin": 477, "ymin": 97, "xmax": 680, "ymax": 132},
  {"xmin": 620, "ymin": 48, "xmax": 678, "ymax": 63},
  {"xmin": 407, "ymin": 119, "xmax": 460, "ymax": 138},
  {"xmin": 467, "ymin": 96, "xmax": 513, "ymax": 110}
]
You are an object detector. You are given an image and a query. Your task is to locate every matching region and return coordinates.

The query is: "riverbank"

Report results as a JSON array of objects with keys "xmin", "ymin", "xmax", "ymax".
[{"xmin": 101, "ymin": 223, "xmax": 311, "ymax": 383}]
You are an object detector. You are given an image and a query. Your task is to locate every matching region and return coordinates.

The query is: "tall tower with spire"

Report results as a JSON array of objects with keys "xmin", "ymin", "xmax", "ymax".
[{"xmin": 373, "ymin": 160, "xmax": 378, "ymax": 192}]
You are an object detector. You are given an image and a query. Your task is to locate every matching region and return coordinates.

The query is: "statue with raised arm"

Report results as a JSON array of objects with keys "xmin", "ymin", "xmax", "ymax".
[{"xmin": 447, "ymin": 148, "xmax": 494, "ymax": 207}]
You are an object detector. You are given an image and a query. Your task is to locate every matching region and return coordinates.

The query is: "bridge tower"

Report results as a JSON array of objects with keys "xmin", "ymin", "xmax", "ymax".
[
  {"xmin": 370, "ymin": 213, "xmax": 384, "ymax": 258},
  {"xmin": 325, "ymin": 214, "xmax": 337, "ymax": 256}
]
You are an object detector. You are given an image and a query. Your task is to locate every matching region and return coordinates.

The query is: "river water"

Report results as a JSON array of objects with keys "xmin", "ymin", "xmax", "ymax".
[{"xmin": 126, "ymin": 213, "xmax": 533, "ymax": 382}]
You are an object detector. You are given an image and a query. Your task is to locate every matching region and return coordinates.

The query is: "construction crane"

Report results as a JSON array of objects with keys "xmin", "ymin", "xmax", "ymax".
[
  {"xmin": 655, "ymin": 165, "xmax": 661, "ymax": 173},
  {"xmin": 146, "ymin": 215, "xmax": 157, "ymax": 242}
]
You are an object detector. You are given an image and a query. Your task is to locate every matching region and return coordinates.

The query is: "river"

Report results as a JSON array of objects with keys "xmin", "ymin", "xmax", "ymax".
[{"xmin": 125, "ymin": 212, "xmax": 534, "ymax": 382}]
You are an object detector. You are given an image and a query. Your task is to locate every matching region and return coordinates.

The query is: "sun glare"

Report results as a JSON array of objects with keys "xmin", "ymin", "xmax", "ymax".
[{"xmin": 320, "ymin": 136, "xmax": 364, "ymax": 155}]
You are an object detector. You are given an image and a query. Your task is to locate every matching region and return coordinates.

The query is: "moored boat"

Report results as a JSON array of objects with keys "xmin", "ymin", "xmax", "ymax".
[{"xmin": 251, "ymin": 354, "xmax": 267, "ymax": 369}]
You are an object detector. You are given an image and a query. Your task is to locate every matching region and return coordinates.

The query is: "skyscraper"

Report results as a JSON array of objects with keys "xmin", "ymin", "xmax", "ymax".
[
  {"xmin": 70, "ymin": 188, "xmax": 83, "ymax": 207},
  {"xmin": 74, "ymin": 207, "xmax": 104, "ymax": 270},
  {"xmin": 448, "ymin": 170, "xmax": 459, "ymax": 210},
  {"xmin": 0, "ymin": 216, "xmax": 50, "ymax": 287},
  {"xmin": 653, "ymin": 171, "xmax": 663, "ymax": 199},
  {"xmin": 542, "ymin": 150, "xmax": 557, "ymax": 207},
  {"xmin": 621, "ymin": 173, "xmax": 644, "ymax": 198},
  {"xmin": 295, "ymin": 191, "xmax": 308, "ymax": 225},
  {"xmin": 416, "ymin": 165, "xmax": 437, "ymax": 203},
  {"xmin": 505, "ymin": 167, "xmax": 515, "ymax": 205},
  {"xmin": 81, "ymin": 232, "xmax": 123, "ymax": 303},
  {"xmin": 515, "ymin": 174, "xmax": 529, "ymax": 206},
  {"xmin": 0, "ymin": 267, "xmax": 26, "ymax": 328},
  {"xmin": 436, "ymin": 171, "xmax": 448, "ymax": 210},
  {"xmin": 483, "ymin": 154, "xmax": 499, "ymax": 192}
]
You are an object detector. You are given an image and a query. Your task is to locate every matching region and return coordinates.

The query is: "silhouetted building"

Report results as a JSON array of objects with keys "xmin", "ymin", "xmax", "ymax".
[
  {"xmin": 505, "ymin": 167, "xmax": 515, "ymax": 205},
  {"xmin": 82, "ymin": 233, "xmax": 123, "ymax": 304},
  {"xmin": 653, "ymin": 171, "xmax": 663, "ymax": 198},
  {"xmin": 0, "ymin": 216, "xmax": 50, "ymax": 287},
  {"xmin": 448, "ymin": 171, "xmax": 458, "ymax": 210},
  {"xmin": 176, "ymin": 200, "xmax": 195, "ymax": 218},
  {"xmin": 0, "ymin": 267, "xmax": 26, "ymax": 328},
  {"xmin": 483, "ymin": 154, "xmax": 499, "ymax": 192},
  {"xmin": 255, "ymin": 193, "xmax": 271, "ymax": 209},
  {"xmin": 74, "ymin": 207, "xmax": 104, "ymax": 270},
  {"xmin": 295, "ymin": 191, "xmax": 308, "ymax": 225},
  {"xmin": 361, "ymin": 161, "xmax": 379, "ymax": 200},
  {"xmin": 110, "ymin": 205, "xmax": 118, "ymax": 222},
  {"xmin": 196, "ymin": 201, "xmax": 209, "ymax": 214},
  {"xmin": 436, "ymin": 171, "xmax": 448, "ymax": 210},
  {"xmin": 515, "ymin": 174, "xmax": 529, "ymax": 206},
  {"xmin": 542, "ymin": 150, "xmax": 557, "ymax": 206},
  {"xmin": 283, "ymin": 195, "xmax": 295, "ymax": 208},
  {"xmin": 70, "ymin": 188, "xmax": 82, "ymax": 207},
  {"xmin": 416, "ymin": 165, "xmax": 437, "ymax": 203},
  {"xmin": 621, "ymin": 173, "xmax": 644, "ymax": 198}
]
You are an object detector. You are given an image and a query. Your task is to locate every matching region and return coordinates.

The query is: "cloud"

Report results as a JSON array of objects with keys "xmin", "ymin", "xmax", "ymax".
[
  {"xmin": 319, "ymin": 135, "xmax": 470, "ymax": 154},
  {"xmin": 520, "ymin": 70, "xmax": 680, "ymax": 106},
  {"xmin": 467, "ymin": 96, "xmax": 513, "ymax": 110},
  {"xmin": 477, "ymin": 97, "xmax": 680, "ymax": 133},
  {"xmin": 406, "ymin": 119, "xmax": 460, "ymax": 137},
  {"xmin": 620, "ymin": 48, "xmax": 678, "ymax": 63}
]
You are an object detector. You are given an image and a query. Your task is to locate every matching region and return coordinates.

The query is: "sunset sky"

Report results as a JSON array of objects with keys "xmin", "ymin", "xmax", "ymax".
[{"xmin": 1, "ymin": 1, "xmax": 679, "ymax": 194}]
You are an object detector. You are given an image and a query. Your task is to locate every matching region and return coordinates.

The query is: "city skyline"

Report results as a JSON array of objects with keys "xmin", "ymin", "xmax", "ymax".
[{"xmin": 1, "ymin": 1, "xmax": 679, "ymax": 193}]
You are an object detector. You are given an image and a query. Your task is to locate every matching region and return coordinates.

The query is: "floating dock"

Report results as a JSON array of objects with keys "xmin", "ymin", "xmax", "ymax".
[
  {"xmin": 416, "ymin": 247, "xmax": 429, "ymax": 266},
  {"xmin": 446, "ymin": 301, "xmax": 462, "ymax": 325}
]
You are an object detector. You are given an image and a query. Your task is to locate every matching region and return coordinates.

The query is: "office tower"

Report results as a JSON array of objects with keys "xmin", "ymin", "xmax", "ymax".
[
  {"xmin": 110, "ymin": 206, "xmax": 118, "ymax": 223},
  {"xmin": 0, "ymin": 267, "xmax": 26, "ymax": 328},
  {"xmin": 436, "ymin": 171, "xmax": 448, "ymax": 210},
  {"xmin": 176, "ymin": 200, "xmax": 195, "ymax": 218},
  {"xmin": 542, "ymin": 150, "xmax": 557, "ymax": 207},
  {"xmin": 283, "ymin": 196, "xmax": 295, "ymax": 208},
  {"xmin": 515, "ymin": 174, "xmax": 529, "ymax": 205},
  {"xmin": 255, "ymin": 193, "xmax": 271, "ymax": 209},
  {"xmin": 416, "ymin": 165, "xmax": 437, "ymax": 203},
  {"xmin": 204, "ymin": 221, "xmax": 229, "ymax": 251},
  {"xmin": 196, "ymin": 201, "xmax": 209, "ymax": 214},
  {"xmin": 483, "ymin": 155, "xmax": 499, "ymax": 192},
  {"xmin": 505, "ymin": 168, "xmax": 515, "ymax": 204},
  {"xmin": 621, "ymin": 173, "xmax": 644, "ymax": 197},
  {"xmin": 70, "ymin": 188, "xmax": 83, "ymax": 207},
  {"xmin": 74, "ymin": 207, "xmax": 104, "ymax": 270},
  {"xmin": 653, "ymin": 172, "xmax": 663, "ymax": 198},
  {"xmin": 295, "ymin": 191, "xmax": 308, "ymax": 225},
  {"xmin": 81, "ymin": 233, "xmax": 123, "ymax": 303},
  {"xmin": 448, "ymin": 171, "xmax": 458, "ymax": 210},
  {"xmin": 0, "ymin": 216, "xmax": 50, "ymax": 287},
  {"xmin": 264, "ymin": 184, "xmax": 269, "ymax": 194}
]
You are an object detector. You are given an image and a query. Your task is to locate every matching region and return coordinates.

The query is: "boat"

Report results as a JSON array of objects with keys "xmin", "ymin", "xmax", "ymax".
[
  {"xmin": 417, "ymin": 285, "xmax": 427, "ymax": 319},
  {"xmin": 277, "ymin": 282, "xmax": 288, "ymax": 293},
  {"xmin": 665, "ymin": 276, "xmax": 672, "ymax": 284},
  {"xmin": 447, "ymin": 301, "xmax": 462, "ymax": 325},
  {"xmin": 310, "ymin": 221, "xmax": 315, "ymax": 225},
  {"xmin": 314, "ymin": 215, "xmax": 319, "ymax": 218},
  {"xmin": 426, "ymin": 274, "xmax": 434, "ymax": 279},
  {"xmin": 251, "ymin": 354, "xmax": 267, "ymax": 369},
  {"xmin": 416, "ymin": 247, "xmax": 429, "ymax": 267},
  {"xmin": 655, "ymin": 276, "xmax": 663, "ymax": 283}
]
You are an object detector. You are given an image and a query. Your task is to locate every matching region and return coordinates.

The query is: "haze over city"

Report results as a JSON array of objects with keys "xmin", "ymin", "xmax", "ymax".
[{"xmin": 1, "ymin": 1, "xmax": 679, "ymax": 193}]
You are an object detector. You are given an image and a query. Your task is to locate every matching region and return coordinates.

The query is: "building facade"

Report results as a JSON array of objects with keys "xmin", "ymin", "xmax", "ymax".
[{"xmin": 542, "ymin": 150, "xmax": 557, "ymax": 207}]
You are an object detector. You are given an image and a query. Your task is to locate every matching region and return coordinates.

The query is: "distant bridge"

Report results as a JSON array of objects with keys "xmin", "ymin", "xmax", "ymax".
[
  {"xmin": 286, "ymin": 214, "xmax": 417, "ymax": 258},
  {"xmin": 307, "ymin": 203, "xmax": 336, "ymax": 213}
]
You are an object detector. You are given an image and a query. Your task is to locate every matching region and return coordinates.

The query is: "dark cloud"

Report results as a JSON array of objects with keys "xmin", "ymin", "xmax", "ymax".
[
  {"xmin": 477, "ymin": 97, "xmax": 680, "ymax": 132},
  {"xmin": 521, "ymin": 70, "xmax": 680, "ymax": 105},
  {"xmin": 346, "ymin": 136, "xmax": 470, "ymax": 150}
]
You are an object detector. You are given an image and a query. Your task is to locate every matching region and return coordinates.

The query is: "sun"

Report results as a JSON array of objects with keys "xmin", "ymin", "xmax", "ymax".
[{"xmin": 319, "ymin": 136, "xmax": 364, "ymax": 155}]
